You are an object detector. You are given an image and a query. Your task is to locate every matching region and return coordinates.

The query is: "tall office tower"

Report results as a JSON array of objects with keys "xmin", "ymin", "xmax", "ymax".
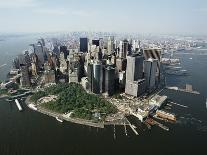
[
  {"xmin": 105, "ymin": 66, "xmax": 115, "ymax": 96},
  {"xmin": 80, "ymin": 38, "xmax": 88, "ymax": 53},
  {"xmin": 118, "ymin": 71, "xmax": 126, "ymax": 90},
  {"xmin": 143, "ymin": 48, "xmax": 161, "ymax": 82},
  {"xmin": 24, "ymin": 51, "xmax": 31, "ymax": 67},
  {"xmin": 20, "ymin": 64, "xmax": 30, "ymax": 88},
  {"xmin": 93, "ymin": 62, "xmax": 103, "ymax": 94},
  {"xmin": 107, "ymin": 37, "xmax": 112, "ymax": 55},
  {"xmin": 123, "ymin": 39, "xmax": 129, "ymax": 58},
  {"xmin": 48, "ymin": 53, "xmax": 54, "ymax": 70},
  {"xmin": 53, "ymin": 45, "xmax": 60, "ymax": 56},
  {"xmin": 126, "ymin": 55, "xmax": 144, "ymax": 82},
  {"xmin": 138, "ymin": 40, "xmax": 141, "ymax": 49},
  {"xmin": 99, "ymin": 38, "xmax": 104, "ymax": 51},
  {"xmin": 144, "ymin": 58, "xmax": 158, "ymax": 91},
  {"xmin": 132, "ymin": 40, "xmax": 136, "ymax": 52},
  {"xmin": 87, "ymin": 63, "xmax": 94, "ymax": 92},
  {"xmin": 92, "ymin": 39, "xmax": 99, "ymax": 46},
  {"xmin": 31, "ymin": 43, "xmax": 45, "ymax": 68},
  {"xmin": 125, "ymin": 79, "xmax": 146, "ymax": 97},
  {"xmin": 31, "ymin": 63, "xmax": 37, "ymax": 76},
  {"xmin": 125, "ymin": 54, "xmax": 146, "ymax": 97},
  {"xmin": 118, "ymin": 41, "xmax": 123, "ymax": 58},
  {"xmin": 60, "ymin": 46, "xmax": 69, "ymax": 59},
  {"xmin": 59, "ymin": 52, "xmax": 68, "ymax": 74}
]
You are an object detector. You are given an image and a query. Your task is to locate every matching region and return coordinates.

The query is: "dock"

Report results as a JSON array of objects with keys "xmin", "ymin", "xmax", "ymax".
[
  {"xmin": 169, "ymin": 101, "xmax": 188, "ymax": 108},
  {"xmin": 125, "ymin": 118, "xmax": 139, "ymax": 135},
  {"xmin": 113, "ymin": 124, "xmax": 116, "ymax": 140},
  {"xmin": 146, "ymin": 118, "xmax": 169, "ymax": 131},
  {"xmin": 124, "ymin": 122, "xmax": 128, "ymax": 136},
  {"xmin": 15, "ymin": 99, "xmax": 23, "ymax": 111},
  {"xmin": 166, "ymin": 85, "xmax": 200, "ymax": 95}
]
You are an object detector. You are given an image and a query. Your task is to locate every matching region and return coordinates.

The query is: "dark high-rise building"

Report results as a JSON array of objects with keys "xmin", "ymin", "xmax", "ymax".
[
  {"xmin": 80, "ymin": 38, "xmax": 88, "ymax": 53},
  {"xmin": 144, "ymin": 59, "xmax": 158, "ymax": 91},
  {"xmin": 93, "ymin": 62, "xmax": 103, "ymax": 94},
  {"xmin": 105, "ymin": 66, "xmax": 115, "ymax": 96},
  {"xmin": 53, "ymin": 46, "xmax": 60, "ymax": 56},
  {"xmin": 60, "ymin": 46, "xmax": 69, "ymax": 59},
  {"xmin": 20, "ymin": 64, "xmax": 30, "ymax": 87},
  {"xmin": 92, "ymin": 39, "xmax": 99, "ymax": 46},
  {"xmin": 123, "ymin": 39, "xmax": 129, "ymax": 58},
  {"xmin": 87, "ymin": 63, "xmax": 94, "ymax": 92}
]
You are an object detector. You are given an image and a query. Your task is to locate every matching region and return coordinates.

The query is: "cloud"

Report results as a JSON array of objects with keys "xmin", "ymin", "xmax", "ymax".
[
  {"xmin": 0, "ymin": 0, "xmax": 38, "ymax": 8},
  {"xmin": 34, "ymin": 8, "xmax": 68, "ymax": 15}
]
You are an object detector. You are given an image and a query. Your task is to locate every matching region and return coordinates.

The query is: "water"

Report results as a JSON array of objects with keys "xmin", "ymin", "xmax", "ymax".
[{"xmin": 0, "ymin": 36, "xmax": 207, "ymax": 155}]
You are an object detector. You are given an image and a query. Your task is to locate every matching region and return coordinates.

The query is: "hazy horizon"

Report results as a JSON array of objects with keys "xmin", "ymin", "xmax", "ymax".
[{"xmin": 0, "ymin": 0, "xmax": 207, "ymax": 35}]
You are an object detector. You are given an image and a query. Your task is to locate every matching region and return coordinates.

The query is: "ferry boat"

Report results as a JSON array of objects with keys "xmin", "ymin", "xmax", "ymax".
[
  {"xmin": 206, "ymin": 98, "xmax": 207, "ymax": 109},
  {"xmin": 56, "ymin": 117, "xmax": 63, "ymax": 123},
  {"xmin": 156, "ymin": 110, "xmax": 176, "ymax": 121}
]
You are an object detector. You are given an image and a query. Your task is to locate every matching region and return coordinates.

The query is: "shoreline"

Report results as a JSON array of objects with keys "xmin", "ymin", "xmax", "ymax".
[{"xmin": 25, "ymin": 96, "xmax": 107, "ymax": 128}]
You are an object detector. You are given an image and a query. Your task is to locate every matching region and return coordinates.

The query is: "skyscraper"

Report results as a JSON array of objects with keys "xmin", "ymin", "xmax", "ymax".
[
  {"xmin": 105, "ymin": 66, "xmax": 115, "ymax": 96},
  {"xmin": 126, "ymin": 54, "xmax": 144, "ymax": 82},
  {"xmin": 93, "ymin": 62, "xmax": 103, "ymax": 94},
  {"xmin": 80, "ymin": 38, "xmax": 88, "ymax": 53},
  {"xmin": 144, "ymin": 58, "xmax": 158, "ymax": 91},
  {"xmin": 125, "ymin": 54, "xmax": 146, "ymax": 97},
  {"xmin": 20, "ymin": 64, "xmax": 30, "ymax": 87}
]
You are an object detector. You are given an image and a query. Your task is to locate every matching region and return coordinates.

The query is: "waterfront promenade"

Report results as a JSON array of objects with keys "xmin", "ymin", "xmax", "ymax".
[{"xmin": 25, "ymin": 96, "xmax": 105, "ymax": 128}]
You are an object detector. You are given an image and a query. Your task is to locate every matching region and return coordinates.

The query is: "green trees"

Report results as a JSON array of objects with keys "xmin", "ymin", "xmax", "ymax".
[
  {"xmin": 31, "ymin": 83, "xmax": 117, "ymax": 120},
  {"xmin": 30, "ymin": 91, "xmax": 46, "ymax": 102}
]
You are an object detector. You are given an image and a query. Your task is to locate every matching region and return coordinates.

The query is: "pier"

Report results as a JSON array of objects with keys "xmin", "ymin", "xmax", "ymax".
[
  {"xmin": 169, "ymin": 101, "xmax": 188, "ymax": 108},
  {"xmin": 15, "ymin": 99, "xmax": 23, "ymax": 111},
  {"xmin": 146, "ymin": 118, "xmax": 169, "ymax": 131},
  {"xmin": 125, "ymin": 118, "xmax": 139, "ymax": 135},
  {"xmin": 124, "ymin": 122, "xmax": 128, "ymax": 136},
  {"xmin": 113, "ymin": 124, "xmax": 116, "ymax": 140},
  {"xmin": 166, "ymin": 84, "xmax": 200, "ymax": 95}
]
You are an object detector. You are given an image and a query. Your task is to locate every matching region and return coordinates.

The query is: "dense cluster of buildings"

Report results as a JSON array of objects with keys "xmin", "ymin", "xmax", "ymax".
[{"xmin": 9, "ymin": 36, "xmax": 163, "ymax": 97}]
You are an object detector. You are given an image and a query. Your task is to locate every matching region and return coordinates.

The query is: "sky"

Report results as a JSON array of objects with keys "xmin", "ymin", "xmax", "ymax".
[{"xmin": 0, "ymin": 0, "xmax": 206, "ymax": 35}]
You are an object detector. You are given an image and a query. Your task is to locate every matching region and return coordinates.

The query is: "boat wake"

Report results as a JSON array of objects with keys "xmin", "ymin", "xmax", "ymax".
[{"xmin": 177, "ymin": 114, "xmax": 207, "ymax": 132}]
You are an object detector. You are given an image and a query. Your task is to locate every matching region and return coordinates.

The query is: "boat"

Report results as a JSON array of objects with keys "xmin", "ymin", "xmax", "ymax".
[
  {"xmin": 156, "ymin": 110, "xmax": 176, "ymax": 121},
  {"xmin": 56, "ymin": 116, "xmax": 63, "ymax": 123},
  {"xmin": 15, "ymin": 99, "xmax": 23, "ymax": 111},
  {"xmin": 189, "ymin": 58, "xmax": 193, "ymax": 60},
  {"xmin": 206, "ymin": 98, "xmax": 207, "ymax": 109},
  {"xmin": 28, "ymin": 104, "xmax": 37, "ymax": 111}
]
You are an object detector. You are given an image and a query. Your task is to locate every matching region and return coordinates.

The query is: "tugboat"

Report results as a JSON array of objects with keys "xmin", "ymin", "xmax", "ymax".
[{"xmin": 56, "ymin": 116, "xmax": 63, "ymax": 123}]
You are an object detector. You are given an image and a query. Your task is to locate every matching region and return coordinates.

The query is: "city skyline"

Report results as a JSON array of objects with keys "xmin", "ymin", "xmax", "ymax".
[{"xmin": 0, "ymin": 0, "xmax": 207, "ymax": 35}]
